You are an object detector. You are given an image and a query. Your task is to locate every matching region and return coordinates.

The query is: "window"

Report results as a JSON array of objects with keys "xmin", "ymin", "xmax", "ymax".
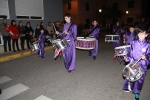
[
  {"xmin": 14, "ymin": 0, "xmax": 44, "ymax": 20},
  {"xmin": 86, "ymin": 3, "xmax": 89, "ymax": 11},
  {"xmin": 0, "ymin": 0, "xmax": 10, "ymax": 19},
  {"xmin": 68, "ymin": 2, "xmax": 71, "ymax": 10},
  {"xmin": 128, "ymin": 1, "xmax": 134, "ymax": 8},
  {"xmin": 113, "ymin": 3, "xmax": 118, "ymax": 9}
]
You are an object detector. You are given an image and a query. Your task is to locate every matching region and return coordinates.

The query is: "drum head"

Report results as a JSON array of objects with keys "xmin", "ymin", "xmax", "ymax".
[
  {"xmin": 115, "ymin": 45, "xmax": 130, "ymax": 49},
  {"xmin": 77, "ymin": 37, "xmax": 95, "ymax": 41},
  {"xmin": 123, "ymin": 62, "xmax": 143, "ymax": 82}
]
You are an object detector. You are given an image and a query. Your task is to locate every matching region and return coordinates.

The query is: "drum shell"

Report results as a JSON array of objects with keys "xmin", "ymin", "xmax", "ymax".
[
  {"xmin": 52, "ymin": 39, "xmax": 68, "ymax": 50},
  {"xmin": 33, "ymin": 43, "xmax": 39, "ymax": 50},
  {"xmin": 114, "ymin": 45, "xmax": 130, "ymax": 56},
  {"xmin": 105, "ymin": 35, "xmax": 119, "ymax": 42},
  {"xmin": 75, "ymin": 37, "xmax": 95, "ymax": 50},
  {"xmin": 122, "ymin": 63, "xmax": 143, "ymax": 82}
]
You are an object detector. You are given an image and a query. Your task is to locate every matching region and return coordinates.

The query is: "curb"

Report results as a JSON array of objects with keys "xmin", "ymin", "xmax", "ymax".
[{"xmin": 0, "ymin": 46, "xmax": 53, "ymax": 63}]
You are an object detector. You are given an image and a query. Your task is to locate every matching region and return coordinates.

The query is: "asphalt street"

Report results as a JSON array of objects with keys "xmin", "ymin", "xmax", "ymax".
[{"xmin": 0, "ymin": 36, "xmax": 150, "ymax": 100}]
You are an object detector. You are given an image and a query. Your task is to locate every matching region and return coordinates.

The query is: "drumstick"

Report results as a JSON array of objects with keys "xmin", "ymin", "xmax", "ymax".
[
  {"xmin": 52, "ymin": 23, "xmax": 57, "ymax": 32},
  {"xmin": 131, "ymin": 58, "xmax": 141, "ymax": 68},
  {"xmin": 52, "ymin": 23, "xmax": 61, "ymax": 38}
]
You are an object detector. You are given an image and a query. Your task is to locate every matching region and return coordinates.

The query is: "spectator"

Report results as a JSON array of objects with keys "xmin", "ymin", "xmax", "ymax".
[
  {"xmin": 40, "ymin": 22, "xmax": 45, "ymax": 30},
  {"xmin": 55, "ymin": 21, "xmax": 61, "ymax": 39},
  {"xmin": 18, "ymin": 21, "xmax": 26, "ymax": 50},
  {"xmin": 106, "ymin": 21, "xmax": 110, "ymax": 34},
  {"xmin": 9, "ymin": 20, "xmax": 20, "ymax": 52},
  {"xmin": 35, "ymin": 24, "xmax": 41, "ymax": 38},
  {"xmin": 47, "ymin": 22, "xmax": 54, "ymax": 38},
  {"xmin": 84, "ymin": 23, "xmax": 89, "ymax": 36},
  {"xmin": 78, "ymin": 23, "xmax": 83, "ymax": 36},
  {"xmin": 25, "ymin": 22, "xmax": 34, "ymax": 49},
  {"xmin": 0, "ymin": 18, "xmax": 11, "ymax": 52}
]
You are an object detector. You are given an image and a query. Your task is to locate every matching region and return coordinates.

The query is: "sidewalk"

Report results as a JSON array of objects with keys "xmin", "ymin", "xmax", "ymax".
[{"xmin": 0, "ymin": 46, "xmax": 53, "ymax": 63}]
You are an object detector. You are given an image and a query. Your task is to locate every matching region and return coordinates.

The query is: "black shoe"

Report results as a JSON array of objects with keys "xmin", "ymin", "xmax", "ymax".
[
  {"xmin": 13, "ymin": 50, "xmax": 16, "ymax": 52},
  {"xmin": 18, "ymin": 49, "xmax": 21, "ymax": 51},
  {"xmin": 93, "ymin": 56, "xmax": 96, "ymax": 60},
  {"xmin": 135, "ymin": 98, "xmax": 139, "ymax": 100}
]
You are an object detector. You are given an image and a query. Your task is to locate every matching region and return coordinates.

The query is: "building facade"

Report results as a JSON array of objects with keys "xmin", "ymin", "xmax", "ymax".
[{"xmin": 63, "ymin": 0, "xmax": 142, "ymax": 25}]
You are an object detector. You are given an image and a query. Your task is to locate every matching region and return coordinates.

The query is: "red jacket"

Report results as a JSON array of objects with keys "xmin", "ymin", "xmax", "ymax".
[{"xmin": 9, "ymin": 25, "xmax": 19, "ymax": 39}]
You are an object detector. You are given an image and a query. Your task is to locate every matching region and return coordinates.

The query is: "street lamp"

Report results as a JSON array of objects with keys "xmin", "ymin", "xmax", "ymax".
[
  {"xmin": 99, "ymin": 9, "xmax": 102, "ymax": 13},
  {"xmin": 126, "ymin": 11, "xmax": 129, "ymax": 22},
  {"xmin": 126, "ymin": 11, "xmax": 129, "ymax": 14},
  {"xmin": 99, "ymin": 9, "xmax": 102, "ymax": 25}
]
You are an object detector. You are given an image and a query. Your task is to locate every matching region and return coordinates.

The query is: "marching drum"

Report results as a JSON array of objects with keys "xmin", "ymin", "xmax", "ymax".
[
  {"xmin": 122, "ymin": 61, "xmax": 143, "ymax": 82},
  {"xmin": 105, "ymin": 35, "xmax": 119, "ymax": 42},
  {"xmin": 52, "ymin": 39, "xmax": 68, "ymax": 50},
  {"xmin": 33, "ymin": 43, "xmax": 39, "ymax": 51},
  {"xmin": 114, "ymin": 45, "xmax": 130, "ymax": 56},
  {"xmin": 75, "ymin": 37, "xmax": 95, "ymax": 50},
  {"xmin": 30, "ymin": 42, "xmax": 39, "ymax": 51}
]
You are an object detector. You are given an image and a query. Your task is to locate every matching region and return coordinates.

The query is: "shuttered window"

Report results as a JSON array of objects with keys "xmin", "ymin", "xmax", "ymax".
[
  {"xmin": 14, "ymin": 0, "xmax": 44, "ymax": 20},
  {"xmin": 0, "ymin": 0, "xmax": 10, "ymax": 19}
]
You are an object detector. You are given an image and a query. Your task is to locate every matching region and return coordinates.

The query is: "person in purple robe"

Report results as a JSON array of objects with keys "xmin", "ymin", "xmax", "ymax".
[
  {"xmin": 37, "ymin": 29, "xmax": 46, "ymax": 59},
  {"xmin": 112, "ymin": 22, "xmax": 121, "ymax": 48},
  {"xmin": 123, "ymin": 28, "xmax": 150, "ymax": 100},
  {"xmin": 123, "ymin": 25, "xmax": 138, "ymax": 45},
  {"xmin": 56, "ymin": 13, "xmax": 77, "ymax": 73},
  {"xmin": 138, "ymin": 18, "xmax": 147, "ymax": 29},
  {"xmin": 88, "ymin": 19, "xmax": 100, "ymax": 60}
]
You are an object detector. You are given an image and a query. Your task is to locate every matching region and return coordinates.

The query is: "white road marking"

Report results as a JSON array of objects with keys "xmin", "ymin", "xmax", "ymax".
[
  {"xmin": 0, "ymin": 76, "xmax": 12, "ymax": 84},
  {"xmin": 34, "ymin": 95, "xmax": 52, "ymax": 100},
  {"xmin": 0, "ymin": 83, "xmax": 29, "ymax": 100}
]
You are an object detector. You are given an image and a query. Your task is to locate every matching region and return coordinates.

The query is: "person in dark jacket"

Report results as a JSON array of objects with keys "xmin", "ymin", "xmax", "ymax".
[
  {"xmin": 18, "ymin": 21, "xmax": 26, "ymax": 50},
  {"xmin": 25, "ymin": 22, "xmax": 34, "ymax": 49},
  {"xmin": 0, "ymin": 18, "xmax": 11, "ymax": 52},
  {"xmin": 40, "ymin": 22, "xmax": 45, "ymax": 30},
  {"xmin": 35, "ymin": 24, "xmax": 41, "ymax": 38}
]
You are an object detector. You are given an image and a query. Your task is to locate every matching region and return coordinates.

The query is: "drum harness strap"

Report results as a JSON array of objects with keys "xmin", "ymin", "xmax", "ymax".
[
  {"xmin": 139, "ymin": 22, "xmax": 145, "ymax": 28},
  {"xmin": 113, "ymin": 26, "xmax": 120, "ymax": 35},
  {"xmin": 84, "ymin": 25, "xmax": 99, "ymax": 38},
  {"xmin": 63, "ymin": 22, "xmax": 74, "ymax": 41}
]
